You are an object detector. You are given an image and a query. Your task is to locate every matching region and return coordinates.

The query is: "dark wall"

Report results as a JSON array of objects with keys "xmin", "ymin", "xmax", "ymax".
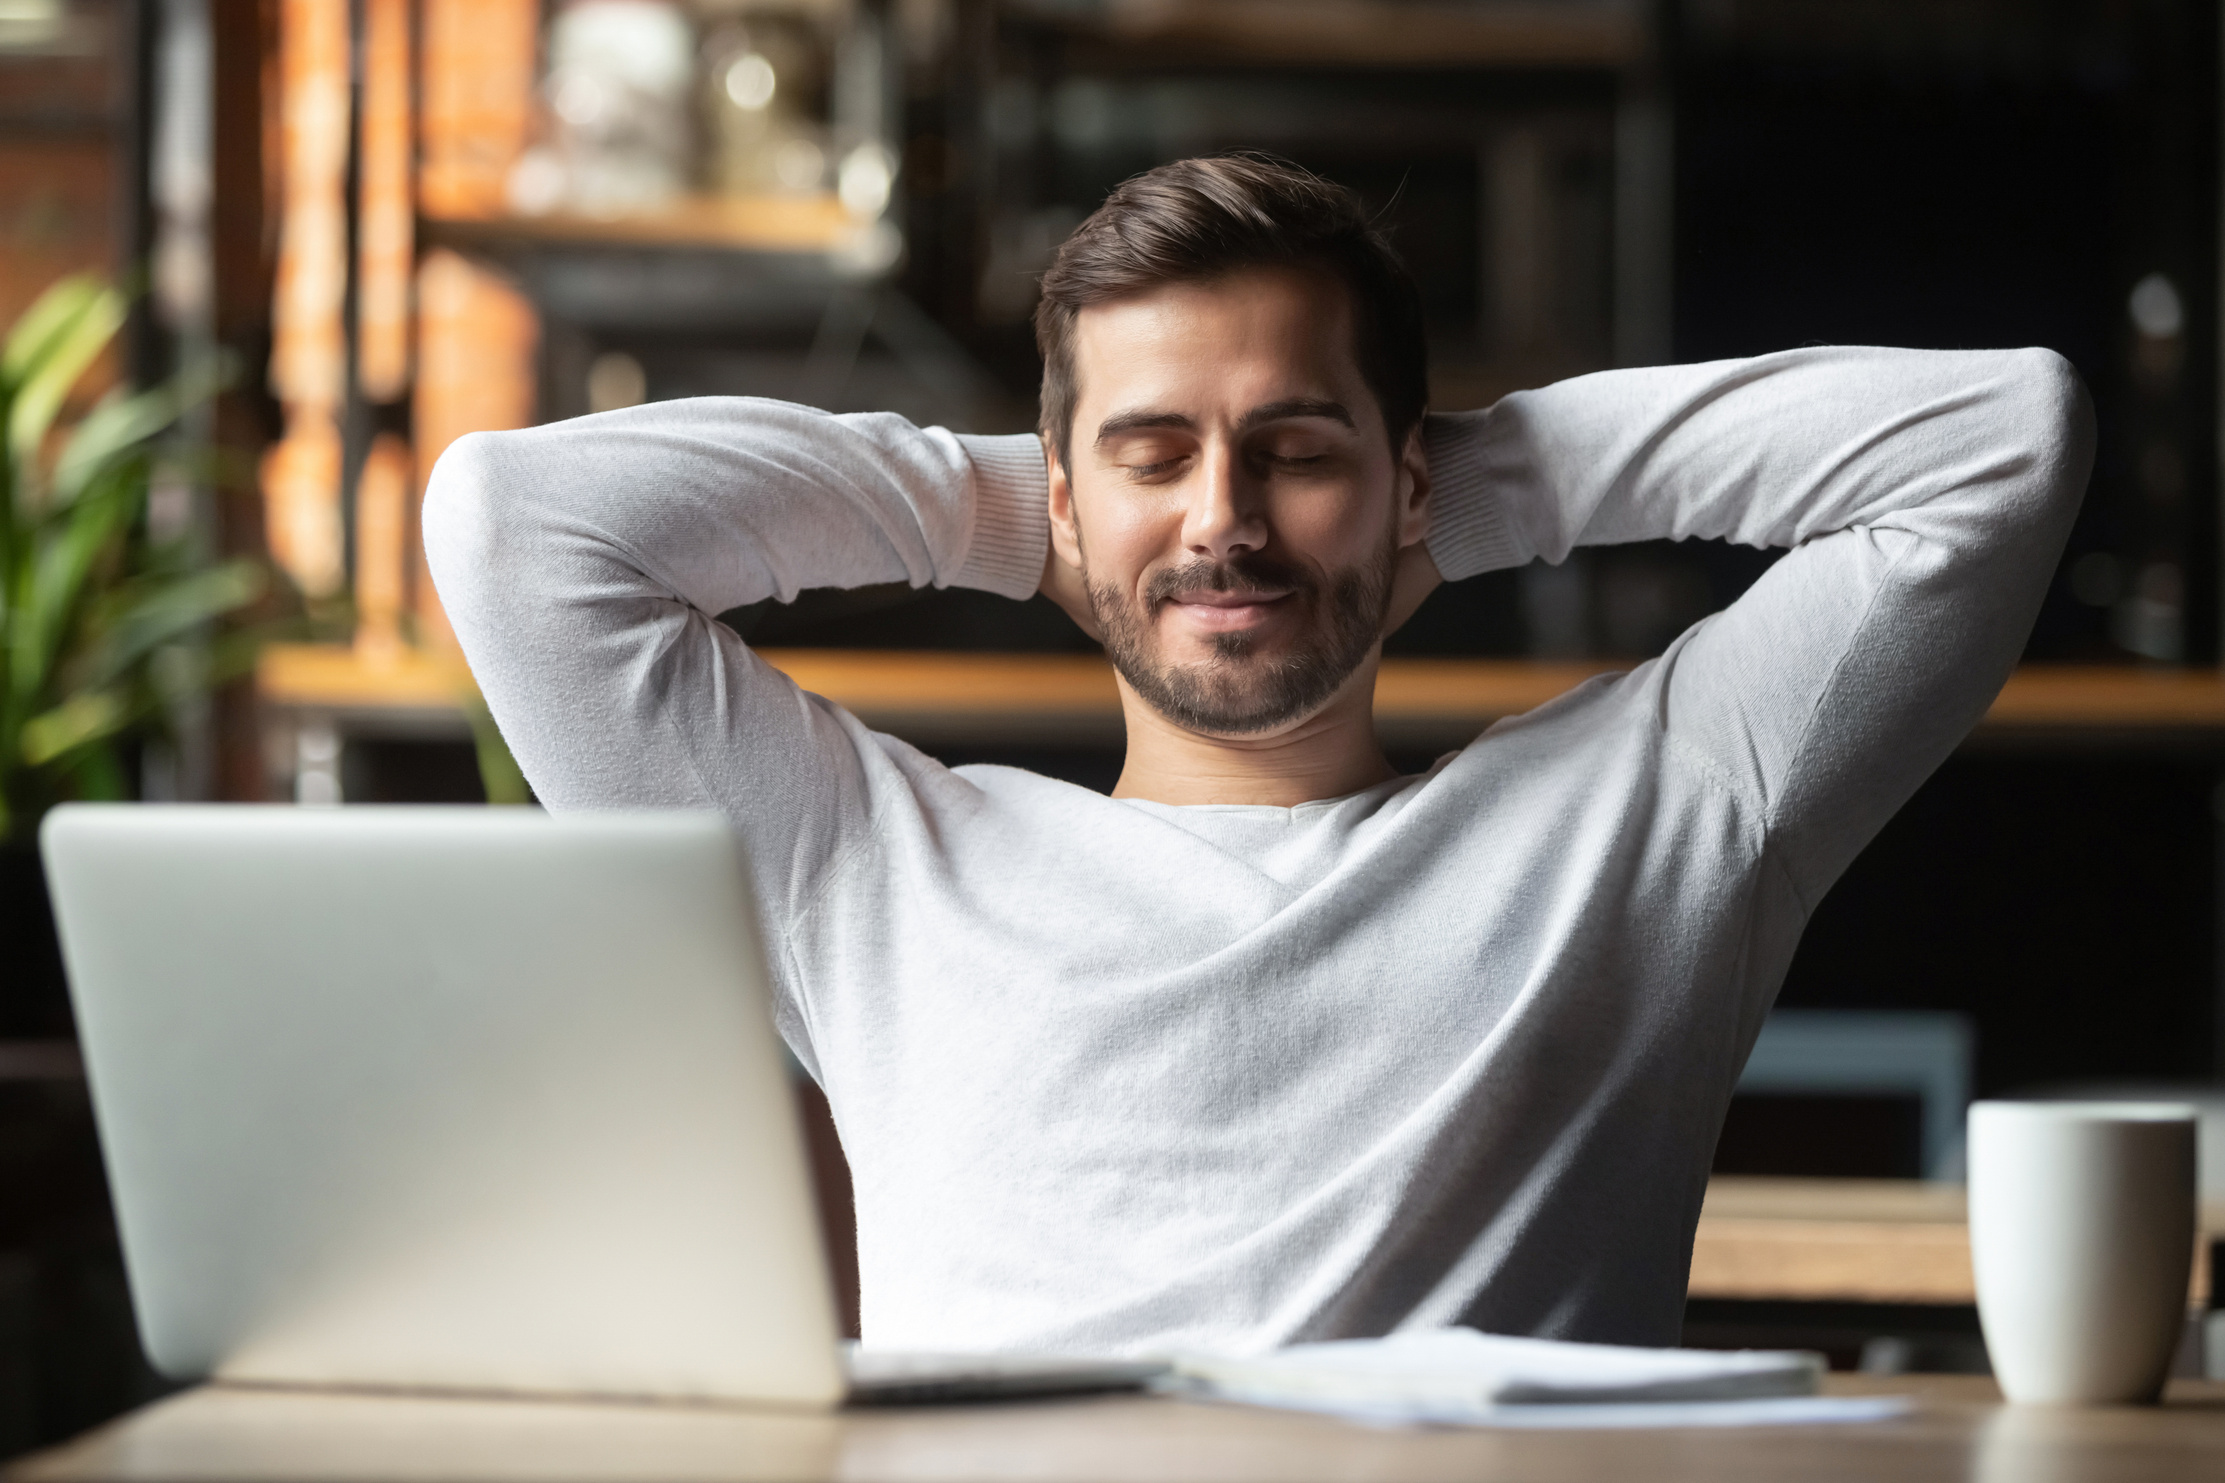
[
  {"xmin": 1676, "ymin": 0, "xmax": 2220, "ymax": 666},
  {"xmin": 1781, "ymin": 750, "xmax": 2218, "ymax": 1092}
]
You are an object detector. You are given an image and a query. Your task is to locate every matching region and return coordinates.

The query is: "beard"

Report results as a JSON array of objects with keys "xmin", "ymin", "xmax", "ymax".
[{"xmin": 1085, "ymin": 529, "xmax": 1398, "ymax": 737}]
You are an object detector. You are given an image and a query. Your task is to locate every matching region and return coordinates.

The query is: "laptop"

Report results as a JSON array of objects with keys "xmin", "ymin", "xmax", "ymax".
[{"xmin": 40, "ymin": 804, "xmax": 1163, "ymax": 1407}]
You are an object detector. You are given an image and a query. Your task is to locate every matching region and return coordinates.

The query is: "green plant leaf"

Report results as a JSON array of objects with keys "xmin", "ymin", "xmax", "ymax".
[
  {"xmin": 52, "ymin": 387, "xmax": 180, "ymax": 510},
  {"xmin": 6, "ymin": 281, "xmax": 124, "ymax": 485},
  {"xmin": 77, "ymin": 558, "xmax": 265, "ymax": 691},
  {"xmin": 0, "ymin": 275, "xmax": 105, "ymax": 390},
  {"xmin": 11, "ymin": 461, "xmax": 139, "ymax": 707},
  {"xmin": 59, "ymin": 740, "xmax": 130, "ymax": 801},
  {"xmin": 1, "ymin": 276, "xmax": 266, "ymax": 842},
  {"xmin": 19, "ymin": 687, "xmax": 128, "ymax": 765},
  {"xmin": 51, "ymin": 351, "xmax": 230, "ymax": 514}
]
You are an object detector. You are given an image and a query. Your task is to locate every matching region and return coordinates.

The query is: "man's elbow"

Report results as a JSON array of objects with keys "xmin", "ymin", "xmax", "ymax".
[
  {"xmin": 2004, "ymin": 347, "xmax": 2096, "ymax": 512},
  {"xmin": 418, "ymin": 429, "xmax": 542, "ymax": 640},
  {"xmin": 420, "ymin": 430, "xmax": 526, "ymax": 612}
]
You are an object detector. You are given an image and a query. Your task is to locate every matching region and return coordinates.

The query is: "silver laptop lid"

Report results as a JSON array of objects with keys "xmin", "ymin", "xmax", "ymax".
[{"xmin": 41, "ymin": 805, "xmax": 845, "ymax": 1406}]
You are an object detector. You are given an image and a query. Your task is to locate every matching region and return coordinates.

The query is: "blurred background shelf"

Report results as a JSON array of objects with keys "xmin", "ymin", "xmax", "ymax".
[
  {"xmin": 420, "ymin": 194, "xmax": 856, "ymax": 255},
  {"xmin": 257, "ymin": 645, "xmax": 476, "ymax": 717},
  {"xmin": 259, "ymin": 643, "xmax": 2225, "ymax": 750}
]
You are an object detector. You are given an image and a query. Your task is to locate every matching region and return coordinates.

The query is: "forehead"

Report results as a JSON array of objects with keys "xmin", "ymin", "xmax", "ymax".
[{"xmin": 1068, "ymin": 265, "xmax": 1374, "ymax": 423}]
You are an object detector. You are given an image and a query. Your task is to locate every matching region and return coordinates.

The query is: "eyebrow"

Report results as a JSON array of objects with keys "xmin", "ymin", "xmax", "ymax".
[
  {"xmin": 1241, "ymin": 398, "xmax": 1354, "ymax": 431},
  {"xmin": 1093, "ymin": 410, "xmax": 1194, "ymax": 445},
  {"xmin": 1092, "ymin": 398, "xmax": 1356, "ymax": 446}
]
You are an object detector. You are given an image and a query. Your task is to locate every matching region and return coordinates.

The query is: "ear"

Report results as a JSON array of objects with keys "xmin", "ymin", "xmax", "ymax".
[
  {"xmin": 1394, "ymin": 420, "xmax": 1432, "ymax": 549},
  {"xmin": 1037, "ymin": 435, "xmax": 1104, "ymax": 640},
  {"xmin": 1046, "ymin": 435, "xmax": 1086, "ymax": 570}
]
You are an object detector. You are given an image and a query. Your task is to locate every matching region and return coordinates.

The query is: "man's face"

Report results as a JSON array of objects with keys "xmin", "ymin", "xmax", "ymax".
[{"xmin": 1047, "ymin": 265, "xmax": 1428, "ymax": 738}]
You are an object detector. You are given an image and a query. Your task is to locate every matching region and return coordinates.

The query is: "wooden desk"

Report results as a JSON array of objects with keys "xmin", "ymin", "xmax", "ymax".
[
  {"xmin": 1691, "ymin": 1176, "xmax": 2225, "ymax": 1307},
  {"xmin": 11, "ymin": 1376, "xmax": 2224, "ymax": 1483}
]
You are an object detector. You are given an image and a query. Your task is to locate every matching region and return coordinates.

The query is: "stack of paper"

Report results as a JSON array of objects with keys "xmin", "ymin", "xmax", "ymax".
[{"xmin": 1163, "ymin": 1329, "xmax": 1907, "ymax": 1429}]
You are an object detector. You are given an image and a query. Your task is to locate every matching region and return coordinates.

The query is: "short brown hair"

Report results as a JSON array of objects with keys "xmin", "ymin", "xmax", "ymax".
[{"xmin": 1033, "ymin": 154, "xmax": 1428, "ymax": 467}]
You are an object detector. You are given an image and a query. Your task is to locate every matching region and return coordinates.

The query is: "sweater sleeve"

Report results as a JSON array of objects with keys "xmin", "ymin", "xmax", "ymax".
[
  {"xmin": 421, "ymin": 397, "xmax": 1050, "ymax": 930},
  {"xmin": 1421, "ymin": 345, "xmax": 2092, "ymax": 905}
]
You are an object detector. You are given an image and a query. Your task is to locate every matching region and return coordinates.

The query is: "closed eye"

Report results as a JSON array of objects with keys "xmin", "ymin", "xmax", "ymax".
[{"xmin": 1257, "ymin": 450, "xmax": 1338, "ymax": 474}]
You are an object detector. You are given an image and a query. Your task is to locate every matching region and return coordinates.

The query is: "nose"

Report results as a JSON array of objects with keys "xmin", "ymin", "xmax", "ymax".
[{"xmin": 1181, "ymin": 439, "xmax": 1267, "ymax": 562}]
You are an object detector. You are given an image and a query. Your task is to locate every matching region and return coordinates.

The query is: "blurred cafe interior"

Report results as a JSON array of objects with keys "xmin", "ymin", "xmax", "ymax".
[{"xmin": 2, "ymin": 0, "xmax": 2224, "ymax": 1455}]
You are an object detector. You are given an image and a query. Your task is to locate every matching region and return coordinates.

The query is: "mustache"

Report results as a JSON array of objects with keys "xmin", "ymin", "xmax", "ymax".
[{"xmin": 1142, "ymin": 552, "xmax": 1317, "ymax": 609}]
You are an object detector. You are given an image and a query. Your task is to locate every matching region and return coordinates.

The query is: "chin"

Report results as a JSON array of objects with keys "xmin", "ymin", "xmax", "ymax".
[
  {"xmin": 1183, "ymin": 702, "xmax": 1332, "ymax": 743},
  {"xmin": 1128, "ymin": 645, "xmax": 1359, "ymax": 737}
]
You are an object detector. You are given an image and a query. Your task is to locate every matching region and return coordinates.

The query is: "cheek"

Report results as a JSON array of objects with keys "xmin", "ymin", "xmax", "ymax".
[
  {"xmin": 1074, "ymin": 485, "xmax": 1183, "ymax": 576},
  {"xmin": 1276, "ymin": 484, "xmax": 1394, "ymax": 564}
]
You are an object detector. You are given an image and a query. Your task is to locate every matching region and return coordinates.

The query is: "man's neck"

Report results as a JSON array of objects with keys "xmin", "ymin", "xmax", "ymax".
[{"xmin": 1108, "ymin": 655, "xmax": 1397, "ymax": 807}]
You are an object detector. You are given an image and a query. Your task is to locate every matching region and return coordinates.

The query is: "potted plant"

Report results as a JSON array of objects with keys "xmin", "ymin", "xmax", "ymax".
[{"xmin": 1, "ymin": 274, "xmax": 265, "ymax": 1034}]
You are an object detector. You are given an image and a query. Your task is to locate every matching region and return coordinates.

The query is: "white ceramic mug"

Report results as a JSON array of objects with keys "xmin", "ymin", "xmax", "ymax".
[{"xmin": 1967, "ymin": 1101, "xmax": 2197, "ymax": 1404}]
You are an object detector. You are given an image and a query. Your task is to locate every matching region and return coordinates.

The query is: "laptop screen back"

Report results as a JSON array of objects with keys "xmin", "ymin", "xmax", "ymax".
[{"xmin": 41, "ymin": 805, "xmax": 844, "ymax": 1406}]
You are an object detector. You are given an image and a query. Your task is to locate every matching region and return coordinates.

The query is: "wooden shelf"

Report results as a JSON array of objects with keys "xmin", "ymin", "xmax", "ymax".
[
  {"xmin": 1975, "ymin": 664, "xmax": 2225, "ymax": 729},
  {"xmin": 421, "ymin": 193, "xmax": 857, "ymax": 255},
  {"xmin": 258, "ymin": 645, "xmax": 2225, "ymax": 746},
  {"xmin": 1690, "ymin": 1176, "xmax": 2222, "ymax": 1307},
  {"xmin": 258, "ymin": 644, "xmax": 477, "ymax": 713}
]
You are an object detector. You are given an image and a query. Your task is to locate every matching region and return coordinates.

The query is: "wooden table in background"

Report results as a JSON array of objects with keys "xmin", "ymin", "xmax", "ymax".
[
  {"xmin": 1692, "ymin": 1176, "xmax": 2224, "ymax": 1307},
  {"xmin": 1694, "ymin": 1177, "xmax": 1982, "ymax": 1306},
  {"xmin": 10, "ymin": 1376, "xmax": 2224, "ymax": 1483}
]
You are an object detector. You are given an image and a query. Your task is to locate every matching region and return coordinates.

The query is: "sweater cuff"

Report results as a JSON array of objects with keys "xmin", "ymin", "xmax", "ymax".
[
  {"xmin": 1422, "ymin": 410, "xmax": 1525, "ymax": 580},
  {"xmin": 951, "ymin": 434, "xmax": 1051, "ymax": 599}
]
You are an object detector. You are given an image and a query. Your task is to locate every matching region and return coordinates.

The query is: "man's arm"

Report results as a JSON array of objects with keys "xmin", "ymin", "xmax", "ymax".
[
  {"xmin": 1420, "ymin": 345, "xmax": 2092, "ymax": 904},
  {"xmin": 422, "ymin": 397, "xmax": 1049, "ymax": 929}
]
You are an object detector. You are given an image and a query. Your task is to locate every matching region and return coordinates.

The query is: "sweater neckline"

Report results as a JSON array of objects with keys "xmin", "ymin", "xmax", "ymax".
[{"xmin": 1112, "ymin": 766, "xmax": 1436, "ymax": 818}]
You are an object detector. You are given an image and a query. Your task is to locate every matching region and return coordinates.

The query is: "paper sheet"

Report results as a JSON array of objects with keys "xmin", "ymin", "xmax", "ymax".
[
  {"xmin": 1165, "ymin": 1383, "xmax": 1914, "ymax": 1430},
  {"xmin": 1163, "ymin": 1328, "xmax": 1908, "ymax": 1429}
]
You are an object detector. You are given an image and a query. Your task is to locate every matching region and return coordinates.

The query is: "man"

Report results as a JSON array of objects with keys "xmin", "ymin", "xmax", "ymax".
[{"xmin": 425, "ymin": 156, "xmax": 2089, "ymax": 1356}]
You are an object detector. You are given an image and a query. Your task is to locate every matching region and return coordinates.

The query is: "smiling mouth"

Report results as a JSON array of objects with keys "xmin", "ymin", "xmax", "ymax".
[
  {"xmin": 1160, "ymin": 588, "xmax": 1294, "ymax": 632},
  {"xmin": 1168, "ymin": 587, "xmax": 1292, "ymax": 609}
]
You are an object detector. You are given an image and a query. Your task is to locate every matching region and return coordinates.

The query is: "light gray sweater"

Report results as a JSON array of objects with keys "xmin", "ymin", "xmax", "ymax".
[{"xmin": 423, "ymin": 347, "xmax": 2090, "ymax": 1356}]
